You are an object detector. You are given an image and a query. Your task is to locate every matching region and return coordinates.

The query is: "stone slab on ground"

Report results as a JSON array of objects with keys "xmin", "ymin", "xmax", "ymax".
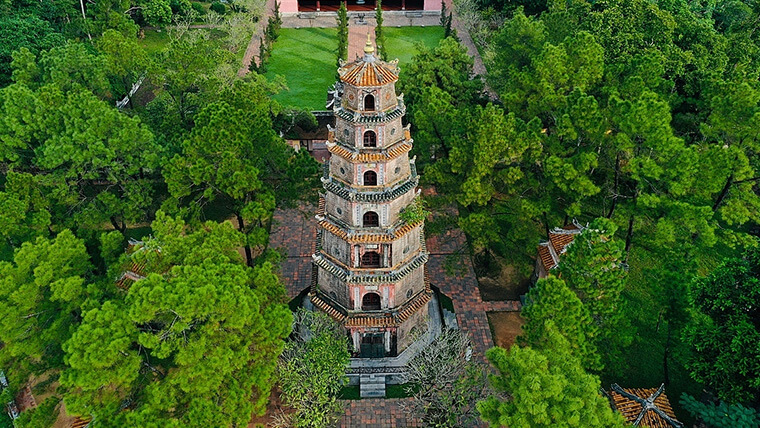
[{"xmin": 360, "ymin": 374, "xmax": 387, "ymax": 398}]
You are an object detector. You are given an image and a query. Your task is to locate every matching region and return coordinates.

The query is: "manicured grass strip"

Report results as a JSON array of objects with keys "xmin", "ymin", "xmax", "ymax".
[
  {"xmin": 265, "ymin": 26, "xmax": 444, "ymax": 109},
  {"xmin": 265, "ymin": 27, "xmax": 338, "ymax": 110},
  {"xmin": 383, "ymin": 26, "xmax": 445, "ymax": 65}
]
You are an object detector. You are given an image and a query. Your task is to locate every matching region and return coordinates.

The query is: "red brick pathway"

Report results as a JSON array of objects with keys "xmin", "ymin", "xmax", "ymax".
[{"xmin": 268, "ymin": 204, "xmax": 521, "ymax": 426}]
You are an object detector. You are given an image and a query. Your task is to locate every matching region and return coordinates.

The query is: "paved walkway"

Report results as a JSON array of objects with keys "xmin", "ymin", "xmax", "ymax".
[{"xmin": 268, "ymin": 201, "xmax": 520, "ymax": 426}]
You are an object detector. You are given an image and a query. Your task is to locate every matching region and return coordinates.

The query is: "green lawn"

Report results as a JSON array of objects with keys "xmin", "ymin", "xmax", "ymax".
[
  {"xmin": 265, "ymin": 28, "xmax": 338, "ymax": 110},
  {"xmin": 139, "ymin": 29, "xmax": 171, "ymax": 55},
  {"xmin": 384, "ymin": 26, "xmax": 445, "ymax": 65},
  {"xmin": 266, "ymin": 26, "xmax": 444, "ymax": 110}
]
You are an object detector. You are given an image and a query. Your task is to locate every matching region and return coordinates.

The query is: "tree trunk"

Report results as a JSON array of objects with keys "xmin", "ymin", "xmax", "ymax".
[
  {"xmin": 712, "ymin": 173, "xmax": 734, "ymax": 212},
  {"xmin": 663, "ymin": 324, "xmax": 672, "ymax": 386},
  {"xmin": 542, "ymin": 211, "xmax": 550, "ymax": 238},
  {"xmin": 624, "ymin": 215, "xmax": 635, "ymax": 263},
  {"xmin": 236, "ymin": 212, "xmax": 253, "ymax": 266},
  {"xmin": 78, "ymin": 0, "xmax": 92, "ymax": 40},
  {"xmin": 110, "ymin": 216, "xmax": 126, "ymax": 233},
  {"xmin": 608, "ymin": 152, "xmax": 620, "ymax": 218}
]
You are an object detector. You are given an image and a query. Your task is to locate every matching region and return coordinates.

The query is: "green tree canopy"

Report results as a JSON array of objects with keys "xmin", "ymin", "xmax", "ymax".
[
  {"xmin": 520, "ymin": 276, "xmax": 599, "ymax": 371},
  {"xmin": 0, "ymin": 230, "xmax": 91, "ymax": 376},
  {"xmin": 683, "ymin": 246, "xmax": 760, "ymax": 403},
  {"xmin": 278, "ymin": 309, "xmax": 350, "ymax": 428},
  {"xmin": 62, "ymin": 212, "xmax": 292, "ymax": 426},
  {"xmin": 164, "ymin": 77, "xmax": 319, "ymax": 265},
  {"xmin": 478, "ymin": 323, "xmax": 626, "ymax": 428}
]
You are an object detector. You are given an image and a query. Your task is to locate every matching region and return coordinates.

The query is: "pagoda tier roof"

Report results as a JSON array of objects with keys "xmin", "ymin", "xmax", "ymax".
[
  {"xmin": 609, "ymin": 384, "xmax": 683, "ymax": 428},
  {"xmin": 338, "ymin": 56, "xmax": 399, "ymax": 87},
  {"xmin": 326, "ymin": 139, "xmax": 413, "ymax": 163},
  {"xmin": 309, "ymin": 264, "xmax": 433, "ymax": 327},
  {"xmin": 536, "ymin": 220, "xmax": 585, "ymax": 272},
  {"xmin": 318, "ymin": 217, "xmax": 423, "ymax": 244},
  {"xmin": 312, "ymin": 250, "xmax": 428, "ymax": 283},
  {"xmin": 322, "ymin": 175, "xmax": 419, "ymax": 203},
  {"xmin": 334, "ymin": 103, "xmax": 405, "ymax": 123}
]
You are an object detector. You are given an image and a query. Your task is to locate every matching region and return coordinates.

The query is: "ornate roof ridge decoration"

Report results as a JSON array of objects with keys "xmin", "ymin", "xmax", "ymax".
[
  {"xmin": 537, "ymin": 219, "xmax": 586, "ymax": 272},
  {"xmin": 317, "ymin": 218, "xmax": 424, "ymax": 243},
  {"xmin": 338, "ymin": 56, "xmax": 400, "ymax": 87},
  {"xmin": 334, "ymin": 103, "xmax": 406, "ymax": 123},
  {"xmin": 609, "ymin": 384, "xmax": 683, "ymax": 428},
  {"xmin": 326, "ymin": 139, "xmax": 413, "ymax": 163},
  {"xmin": 312, "ymin": 251, "xmax": 428, "ymax": 283},
  {"xmin": 322, "ymin": 175, "xmax": 419, "ymax": 203},
  {"xmin": 310, "ymin": 292, "xmax": 347, "ymax": 322}
]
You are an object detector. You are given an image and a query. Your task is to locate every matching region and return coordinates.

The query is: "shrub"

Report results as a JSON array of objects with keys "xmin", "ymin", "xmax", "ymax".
[
  {"xmin": 210, "ymin": 1, "xmax": 226, "ymax": 14},
  {"xmin": 191, "ymin": 1, "xmax": 206, "ymax": 14}
]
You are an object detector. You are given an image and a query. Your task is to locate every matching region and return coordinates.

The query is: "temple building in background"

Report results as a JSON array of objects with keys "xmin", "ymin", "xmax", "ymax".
[{"xmin": 281, "ymin": 0, "xmax": 438, "ymax": 14}]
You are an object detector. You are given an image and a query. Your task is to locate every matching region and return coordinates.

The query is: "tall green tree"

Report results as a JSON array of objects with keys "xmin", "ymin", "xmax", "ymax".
[
  {"xmin": 559, "ymin": 218, "xmax": 631, "ymax": 370},
  {"xmin": 0, "ymin": 15, "xmax": 64, "ymax": 87},
  {"xmin": 520, "ymin": 276, "xmax": 599, "ymax": 371},
  {"xmin": 478, "ymin": 323, "xmax": 626, "ymax": 428},
  {"xmin": 278, "ymin": 309, "xmax": 350, "ymax": 428},
  {"xmin": 0, "ymin": 81, "xmax": 160, "ymax": 235},
  {"xmin": 374, "ymin": 0, "xmax": 387, "ymax": 60},
  {"xmin": 0, "ymin": 230, "xmax": 91, "ymax": 378},
  {"xmin": 336, "ymin": 2, "xmax": 348, "ymax": 70},
  {"xmin": 62, "ymin": 212, "xmax": 292, "ymax": 426},
  {"xmin": 164, "ymin": 77, "xmax": 319, "ymax": 266},
  {"xmin": 96, "ymin": 29, "xmax": 149, "ymax": 107},
  {"xmin": 683, "ymin": 246, "xmax": 760, "ymax": 403}
]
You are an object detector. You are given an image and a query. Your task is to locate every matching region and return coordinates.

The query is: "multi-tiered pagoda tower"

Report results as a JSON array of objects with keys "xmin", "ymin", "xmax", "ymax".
[{"xmin": 309, "ymin": 35, "xmax": 431, "ymax": 358}]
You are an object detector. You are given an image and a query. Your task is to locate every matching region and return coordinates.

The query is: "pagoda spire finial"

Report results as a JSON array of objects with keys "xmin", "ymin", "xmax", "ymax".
[{"xmin": 364, "ymin": 32, "xmax": 375, "ymax": 59}]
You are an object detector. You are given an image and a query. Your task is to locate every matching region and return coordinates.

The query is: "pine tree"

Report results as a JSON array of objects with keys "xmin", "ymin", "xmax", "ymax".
[
  {"xmin": 336, "ymin": 2, "xmax": 348, "ymax": 70},
  {"xmin": 375, "ymin": 0, "xmax": 387, "ymax": 60}
]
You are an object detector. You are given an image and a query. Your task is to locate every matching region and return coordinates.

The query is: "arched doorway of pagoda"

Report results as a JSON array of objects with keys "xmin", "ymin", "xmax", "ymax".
[
  {"xmin": 361, "ymin": 251, "xmax": 381, "ymax": 268},
  {"xmin": 360, "ymin": 332, "xmax": 385, "ymax": 358},
  {"xmin": 363, "ymin": 211, "xmax": 379, "ymax": 227},
  {"xmin": 363, "ymin": 170, "xmax": 377, "ymax": 186},
  {"xmin": 363, "ymin": 130, "xmax": 377, "ymax": 147},
  {"xmin": 364, "ymin": 94, "xmax": 375, "ymax": 111},
  {"xmin": 361, "ymin": 292, "xmax": 381, "ymax": 310}
]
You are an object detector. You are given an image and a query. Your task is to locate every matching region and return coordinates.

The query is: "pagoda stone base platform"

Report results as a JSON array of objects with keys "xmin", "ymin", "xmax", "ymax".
[{"xmin": 345, "ymin": 293, "xmax": 444, "ymax": 386}]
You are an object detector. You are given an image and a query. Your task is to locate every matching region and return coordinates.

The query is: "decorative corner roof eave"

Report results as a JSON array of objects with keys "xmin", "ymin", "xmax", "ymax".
[
  {"xmin": 322, "ymin": 176, "xmax": 419, "ymax": 203},
  {"xmin": 318, "ymin": 218, "xmax": 423, "ymax": 244},
  {"xmin": 312, "ymin": 251, "xmax": 428, "ymax": 283}
]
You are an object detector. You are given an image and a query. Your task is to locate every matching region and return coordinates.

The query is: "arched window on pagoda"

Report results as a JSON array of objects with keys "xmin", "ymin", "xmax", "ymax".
[
  {"xmin": 364, "ymin": 94, "xmax": 375, "ymax": 111},
  {"xmin": 362, "ymin": 292, "xmax": 381, "ymax": 310},
  {"xmin": 361, "ymin": 251, "xmax": 381, "ymax": 268},
  {"xmin": 364, "ymin": 170, "xmax": 377, "ymax": 186},
  {"xmin": 363, "ymin": 130, "xmax": 377, "ymax": 148},
  {"xmin": 363, "ymin": 211, "xmax": 379, "ymax": 227}
]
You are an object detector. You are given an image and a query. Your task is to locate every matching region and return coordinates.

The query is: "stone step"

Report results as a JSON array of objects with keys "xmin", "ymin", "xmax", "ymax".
[{"xmin": 360, "ymin": 374, "xmax": 386, "ymax": 398}]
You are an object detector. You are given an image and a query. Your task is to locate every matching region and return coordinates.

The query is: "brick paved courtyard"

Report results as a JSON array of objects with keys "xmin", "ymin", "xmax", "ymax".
[{"xmin": 268, "ymin": 203, "xmax": 520, "ymax": 427}]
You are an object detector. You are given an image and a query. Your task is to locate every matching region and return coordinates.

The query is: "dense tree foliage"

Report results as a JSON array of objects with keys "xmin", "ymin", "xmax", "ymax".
[
  {"xmin": 521, "ymin": 276, "xmax": 599, "ymax": 371},
  {"xmin": 479, "ymin": 323, "xmax": 626, "ymax": 427},
  {"xmin": 277, "ymin": 309, "xmax": 350, "ymax": 428},
  {"xmin": 62, "ymin": 213, "xmax": 292, "ymax": 426},
  {"xmin": 0, "ymin": 230, "xmax": 92, "ymax": 376},
  {"xmin": 683, "ymin": 247, "xmax": 760, "ymax": 403},
  {"xmin": 164, "ymin": 77, "xmax": 319, "ymax": 265}
]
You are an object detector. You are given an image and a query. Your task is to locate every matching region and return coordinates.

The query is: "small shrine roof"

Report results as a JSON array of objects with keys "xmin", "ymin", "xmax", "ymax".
[
  {"xmin": 536, "ymin": 220, "xmax": 585, "ymax": 273},
  {"xmin": 608, "ymin": 384, "xmax": 683, "ymax": 428},
  {"xmin": 338, "ymin": 35, "xmax": 399, "ymax": 87}
]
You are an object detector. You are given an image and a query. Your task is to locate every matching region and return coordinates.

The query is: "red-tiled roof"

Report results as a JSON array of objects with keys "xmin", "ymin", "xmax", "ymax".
[
  {"xmin": 537, "ymin": 244, "xmax": 555, "ymax": 272},
  {"xmin": 71, "ymin": 417, "xmax": 92, "ymax": 428},
  {"xmin": 609, "ymin": 384, "xmax": 683, "ymax": 428},
  {"xmin": 339, "ymin": 59, "xmax": 399, "ymax": 87}
]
